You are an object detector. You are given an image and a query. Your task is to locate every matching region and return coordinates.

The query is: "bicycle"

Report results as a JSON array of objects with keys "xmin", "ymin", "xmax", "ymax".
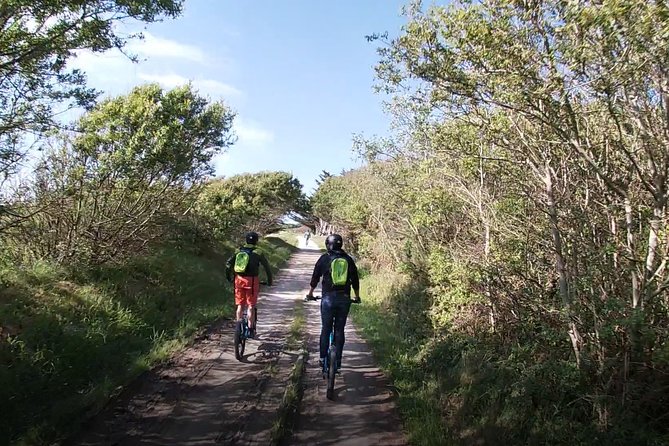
[
  {"xmin": 233, "ymin": 281, "xmax": 266, "ymax": 361},
  {"xmin": 304, "ymin": 294, "xmax": 360, "ymax": 400},
  {"xmin": 233, "ymin": 308, "xmax": 256, "ymax": 361}
]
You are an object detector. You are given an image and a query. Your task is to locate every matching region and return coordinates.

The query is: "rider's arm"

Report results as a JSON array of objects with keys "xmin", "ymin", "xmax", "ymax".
[
  {"xmin": 349, "ymin": 257, "xmax": 361, "ymax": 300},
  {"xmin": 259, "ymin": 254, "xmax": 273, "ymax": 286},
  {"xmin": 308, "ymin": 255, "xmax": 325, "ymax": 296},
  {"xmin": 225, "ymin": 254, "xmax": 235, "ymax": 283}
]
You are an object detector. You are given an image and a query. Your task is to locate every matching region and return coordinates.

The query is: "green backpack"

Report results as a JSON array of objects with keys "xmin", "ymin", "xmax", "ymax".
[
  {"xmin": 234, "ymin": 250, "xmax": 251, "ymax": 274},
  {"xmin": 330, "ymin": 255, "xmax": 349, "ymax": 286}
]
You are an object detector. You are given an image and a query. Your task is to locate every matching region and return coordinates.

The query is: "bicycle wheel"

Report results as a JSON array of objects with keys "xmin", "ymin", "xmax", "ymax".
[
  {"xmin": 326, "ymin": 345, "xmax": 337, "ymax": 400},
  {"xmin": 234, "ymin": 320, "xmax": 245, "ymax": 361}
]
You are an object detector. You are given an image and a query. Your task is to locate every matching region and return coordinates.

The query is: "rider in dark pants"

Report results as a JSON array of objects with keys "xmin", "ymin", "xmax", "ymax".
[{"xmin": 306, "ymin": 234, "xmax": 361, "ymax": 369}]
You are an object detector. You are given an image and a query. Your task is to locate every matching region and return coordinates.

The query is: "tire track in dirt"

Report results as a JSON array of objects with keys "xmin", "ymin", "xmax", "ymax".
[{"xmin": 66, "ymin": 250, "xmax": 318, "ymax": 446}]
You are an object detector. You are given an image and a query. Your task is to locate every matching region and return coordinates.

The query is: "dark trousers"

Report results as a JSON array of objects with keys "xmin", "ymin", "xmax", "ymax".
[{"xmin": 320, "ymin": 293, "xmax": 352, "ymax": 366}]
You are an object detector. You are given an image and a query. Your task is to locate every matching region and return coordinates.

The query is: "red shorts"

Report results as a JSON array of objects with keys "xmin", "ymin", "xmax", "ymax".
[{"xmin": 234, "ymin": 275, "xmax": 260, "ymax": 306}]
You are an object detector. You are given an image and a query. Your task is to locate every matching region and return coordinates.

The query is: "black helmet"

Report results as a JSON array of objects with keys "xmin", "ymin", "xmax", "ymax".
[
  {"xmin": 245, "ymin": 231, "xmax": 259, "ymax": 245},
  {"xmin": 325, "ymin": 234, "xmax": 343, "ymax": 251}
]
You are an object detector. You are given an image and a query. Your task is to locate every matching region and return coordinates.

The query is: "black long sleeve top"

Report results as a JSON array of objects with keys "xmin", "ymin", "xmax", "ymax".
[
  {"xmin": 226, "ymin": 245, "xmax": 273, "ymax": 284},
  {"xmin": 310, "ymin": 250, "xmax": 360, "ymax": 295}
]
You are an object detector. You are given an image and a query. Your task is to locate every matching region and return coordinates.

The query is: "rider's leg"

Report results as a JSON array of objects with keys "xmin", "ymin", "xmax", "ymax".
[
  {"xmin": 332, "ymin": 295, "xmax": 352, "ymax": 369},
  {"xmin": 319, "ymin": 294, "xmax": 334, "ymax": 365},
  {"xmin": 247, "ymin": 305, "xmax": 255, "ymax": 329},
  {"xmin": 234, "ymin": 275, "xmax": 246, "ymax": 322},
  {"xmin": 248, "ymin": 276, "xmax": 259, "ymax": 332}
]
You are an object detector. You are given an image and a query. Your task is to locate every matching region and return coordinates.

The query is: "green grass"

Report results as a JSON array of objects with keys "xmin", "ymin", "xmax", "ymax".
[
  {"xmin": 351, "ymin": 272, "xmax": 586, "ymax": 446},
  {"xmin": 350, "ymin": 272, "xmax": 449, "ymax": 446},
  {"xmin": 310, "ymin": 235, "xmax": 326, "ymax": 251},
  {"xmin": 272, "ymin": 230, "xmax": 300, "ymax": 248},
  {"xmin": 270, "ymin": 300, "xmax": 306, "ymax": 445},
  {"xmin": 0, "ymin": 237, "xmax": 296, "ymax": 446},
  {"xmin": 285, "ymin": 300, "xmax": 306, "ymax": 351}
]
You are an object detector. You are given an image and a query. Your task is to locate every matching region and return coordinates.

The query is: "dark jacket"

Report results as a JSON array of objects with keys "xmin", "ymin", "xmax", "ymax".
[
  {"xmin": 226, "ymin": 244, "xmax": 273, "ymax": 285},
  {"xmin": 310, "ymin": 249, "xmax": 360, "ymax": 295}
]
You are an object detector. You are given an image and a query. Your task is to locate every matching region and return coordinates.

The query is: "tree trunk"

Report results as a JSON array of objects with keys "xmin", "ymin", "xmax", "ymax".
[
  {"xmin": 479, "ymin": 144, "xmax": 495, "ymax": 332},
  {"xmin": 643, "ymin": 202, "xmax": 665, "ymax": 305},
  {"xmin": 624, "ymin": 197, "xmax": 641, "ymax": 308},
  {"xmin": 544, "ymin": 162, "xmax": 582, "ymax": 368}
]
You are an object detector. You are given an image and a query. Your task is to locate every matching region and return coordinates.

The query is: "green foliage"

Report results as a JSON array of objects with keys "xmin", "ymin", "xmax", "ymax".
[
  {"xmin": 196, "ymin": 171, "xmax": 308, "ymax": 239},
  {"xmin": 311, "ymin": 0, "xmax": 669, "ymax": 442},
  {"xmin": 0, "ymin": 0, "xmax": 183, "ymax": 176},
  {"xmin": 0, "ymin": 3, "xmax": 308, "ymax": 443},
  {"xmin": 351, "ymin": 273, "xmax": 447, "ymax": 445},
  {"xmin": 427, "ymin": 248, "xmax": 485, "ymax": 333},
  {"xmin": 353, "ymin": 272, "xmax": 669, "ymax": 445},
  {"xmin": 310, "ymin": 172, "xmax": 369, "ymax": 232},
  {"xmin": 0, "ymin": 235, "xmax": 294, "ymax": 445},
  {"xmin": 3, "ymin": 84, "xmax": 234, "ymax": 265},
  {"xmin": 74, "ymin": 83, "xmax": 234, "ymax": 182}
]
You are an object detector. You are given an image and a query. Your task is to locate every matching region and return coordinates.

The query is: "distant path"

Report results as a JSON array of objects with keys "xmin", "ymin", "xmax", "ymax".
[
  {"xmin": 67, "ymin": 251, "xmax": 317, "ymax": 446},
  {"xmin": 297, "ymin": 236, "xmax": 320, "ymax": 250}
]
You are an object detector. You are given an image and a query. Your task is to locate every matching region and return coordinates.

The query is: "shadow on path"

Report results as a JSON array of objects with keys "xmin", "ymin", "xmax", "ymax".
[{"xmin": 67, "ymin": 251, "xmax": 319, "ymax": 446}]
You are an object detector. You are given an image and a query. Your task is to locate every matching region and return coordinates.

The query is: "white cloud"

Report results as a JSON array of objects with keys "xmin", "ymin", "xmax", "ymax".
[
  {"xmin": 127, "ymin": 32, "xmax": 206, "ymax": 63},
  {"xmin": 137, "ymin": 72, "xmax": 188, "ymax": 87},
  {"xmin": 137, "ymin": 73, "xmax": 242, "ymax": 97},
  {"xmin": 71, "ymin": 32, "xmax": 208, "ymax": 74},
  {"xmin": 234, "ymin": 119, "xmax": 274, "ymax": 146},
  {"xmin": 196, "ymin": 79, "xmax": 243, "ymax": 97},
  {"xmin": 212, "ymin": 120, "xmax": 276, "ymax": 178},
  {"xmin": 68, "ymin": 50, "xmax": 140, "ymax": 95},
  {"xmin": 71, "ymin": 50, "xmax": 131, "ymax": 73}
]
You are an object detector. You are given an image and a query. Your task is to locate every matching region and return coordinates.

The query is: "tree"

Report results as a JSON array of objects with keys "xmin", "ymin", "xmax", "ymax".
[
  {"xmin": 8, "ymin": 83, "xmax": 234, "ymax": 264},
  {"xmin": 313, "ymin": 0, "xmax": 669, "ymax": 438},
  {"xmin": 315, "ymin": 170, "xmax": 332, "ymax": 187},
  {"xmin": 196, "ymin": 171, "xmax": 309, "ymax": 239},
  {"xmin": 0, "ymin": 0, "xmax": 183, "ymax": 178}
]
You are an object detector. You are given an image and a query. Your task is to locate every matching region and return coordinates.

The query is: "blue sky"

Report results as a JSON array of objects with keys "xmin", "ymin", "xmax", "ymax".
[{"xmin": 72, "ymin": 0, "xmax": 411, "ymax": 194}]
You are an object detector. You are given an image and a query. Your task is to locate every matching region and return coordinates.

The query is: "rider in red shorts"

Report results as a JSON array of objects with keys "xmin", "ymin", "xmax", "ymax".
[{"xmin": 226, "ymin": 232, "xmax": 273, "ymax": 337}]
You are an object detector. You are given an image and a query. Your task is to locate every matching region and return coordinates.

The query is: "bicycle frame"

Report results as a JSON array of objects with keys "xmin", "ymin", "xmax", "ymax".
[
  {"xmin": 322, "ymin": 321, "xmax": 337, "ymax": 377},
  {"xmin": 237, "ymin": 305, "xmax": 254, "ymax": 332},
  {"xmin": 233, "ymin": 280, "xmax": 266, "ymax": 362}
]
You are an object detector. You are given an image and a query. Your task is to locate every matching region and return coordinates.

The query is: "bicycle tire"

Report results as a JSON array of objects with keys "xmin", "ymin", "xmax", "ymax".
[
  {"xmin": 234, "ymin": 320, "xmax": 245, "ymax": 361},
  {"xmin": 327, "ymin": 345, "xmax": 337, "ymax": 400}
]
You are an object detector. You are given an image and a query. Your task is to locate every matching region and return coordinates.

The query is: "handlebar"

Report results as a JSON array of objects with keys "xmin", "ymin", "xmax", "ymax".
[{"xmin": 304, "ymin": 294, "xmax": 361, "ymax": 304}]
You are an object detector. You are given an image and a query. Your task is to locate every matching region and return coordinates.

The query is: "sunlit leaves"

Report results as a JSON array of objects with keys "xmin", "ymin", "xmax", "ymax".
[{"xmin": 0, "ymin": 0, "xmax": 183, "ymax": 177}]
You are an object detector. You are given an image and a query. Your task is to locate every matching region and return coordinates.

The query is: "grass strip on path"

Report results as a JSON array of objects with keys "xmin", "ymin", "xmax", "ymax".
[{"xmin": 270, "ymin": 300, "xmax": 307, "ymax": 445}]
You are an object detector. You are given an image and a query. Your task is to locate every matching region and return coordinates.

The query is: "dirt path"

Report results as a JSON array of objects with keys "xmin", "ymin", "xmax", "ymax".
[
  {"xmin": 66, "ymin": 248, "xmax": 408, "ymax": 446},
  {"xmin": 290, "ymin": 295, "xmax": 408, "ymax": 446},
  {"xmin": 67, "ymin": 251, "xmax": 316, "ymax": 446},
  {"xmin": 297, "ymin": 236, "xmax": 319, "ymax": 250}
]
